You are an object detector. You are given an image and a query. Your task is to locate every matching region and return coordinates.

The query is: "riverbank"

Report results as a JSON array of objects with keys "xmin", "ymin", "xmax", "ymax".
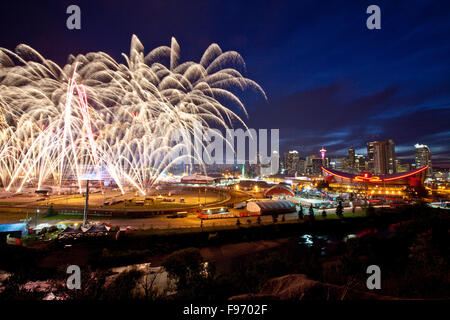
[
  {"xmin": 10, "ymin": 204, "xmax": 435, "ymax": 272},
  {"xmin": 1, "ymin": 204, "xmax": 448, "ymax": 300}
]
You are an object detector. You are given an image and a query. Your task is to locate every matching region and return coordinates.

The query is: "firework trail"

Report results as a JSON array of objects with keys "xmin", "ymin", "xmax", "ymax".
[{"xmin": 0, "ymin": 35, "xmax": 265, "ymax": 195}]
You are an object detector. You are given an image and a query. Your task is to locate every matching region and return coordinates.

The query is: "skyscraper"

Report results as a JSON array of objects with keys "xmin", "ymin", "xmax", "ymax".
[
  {"xmin": 414, "ymin": 143, "xmax": 432, "ymax": 176},
  {"xmin": 297, "ymin": 158, "xmax": 306, "ymax": 175},
  {"xmin": 348, "ymin": 147, "xmax": 355, "ymax": 169},
  {"xmin": 355, "ymin": 154, "xmax": 366, "ymax": 172},
  {"xmin": 367, "ymin": 139, "xmax": 396, "ymax": 175},
  {"xmin": 395, "ymin": 159, "xmax": 411, "ymax": 173},
  {"xmin": 312, "ymin": 158, "xmax": 323, "ymax": 175},
  {"xmin": 367, "ymin": 141, "xmax": 375, "ymax": 173},
  {"xmin": 283, "ymin": 150, "xmax": 299, "ymax": 176},
  {"xmin": 329, "ymin": 157, "xmax": 347, "ymax": 171},
  {"xmin": 386, "ymin": 139, "xmax": 396, "ymax": 174}
]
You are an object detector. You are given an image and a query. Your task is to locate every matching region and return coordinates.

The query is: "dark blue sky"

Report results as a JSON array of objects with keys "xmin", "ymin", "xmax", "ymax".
[{"xmin": 1, "ymin": 0, "xmax": 449, "ymax": 166}]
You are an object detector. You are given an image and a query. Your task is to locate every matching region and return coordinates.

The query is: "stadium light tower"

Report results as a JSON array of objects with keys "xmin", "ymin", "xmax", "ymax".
[
  {"xmin": 320, "ymin": 146, "xmax": 327, "ymax": 165},
  {"xmin": 83, "ymin": 180, "xmax": 89, "ymax": 227},
  {"xmin": 79, "ymin": 170, "xmax": 101, "ymax": 227}
]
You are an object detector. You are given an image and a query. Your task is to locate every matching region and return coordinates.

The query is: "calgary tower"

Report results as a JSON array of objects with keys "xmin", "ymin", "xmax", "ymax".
[{"xmin": 320, "ymin": 146, "xmax": 327, "ymax": 165}]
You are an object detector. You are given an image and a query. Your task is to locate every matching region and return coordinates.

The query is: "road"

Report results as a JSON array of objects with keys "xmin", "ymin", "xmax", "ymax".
[{"xmin": 80, "ymin": 205, "xmax": 384, "ymax": 230}]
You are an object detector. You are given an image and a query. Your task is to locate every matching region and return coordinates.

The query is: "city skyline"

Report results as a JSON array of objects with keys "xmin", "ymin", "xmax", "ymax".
[{"xmin": 282, "ymin": 140, "xmax": 439, "ymax": 169}]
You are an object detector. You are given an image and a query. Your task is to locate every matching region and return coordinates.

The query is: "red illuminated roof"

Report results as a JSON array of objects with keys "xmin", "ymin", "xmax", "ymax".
[
  {"xmin": 321, "ymin": 167, "xmax": 353, "ymax": 180},
  {"xmin": 321, "ymin": 166, "xmax": 428, "ymax": 183},
  {"xmin": 264, "ymin": 184, "xmax": 295, "ymax": 197}
]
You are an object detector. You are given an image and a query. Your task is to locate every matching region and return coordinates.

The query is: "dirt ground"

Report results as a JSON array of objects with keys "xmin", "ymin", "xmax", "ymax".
[
  {"xmin": 35, "ymin": 236, "xmax": 291, "ymax": 273},
  {"xmin": 200, "ymin": 238, "xmax": 291, "ymax": 272}
]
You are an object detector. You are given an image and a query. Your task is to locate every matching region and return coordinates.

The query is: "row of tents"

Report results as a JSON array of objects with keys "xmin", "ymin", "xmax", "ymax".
[{"xmin": 58, "ymin": 224, "xmax": 111, "ymax": 238}]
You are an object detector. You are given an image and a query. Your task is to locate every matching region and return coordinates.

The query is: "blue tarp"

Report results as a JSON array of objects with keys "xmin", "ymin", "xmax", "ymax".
[{"xmin": 0, "ymin": 223, "xmax": 28, "ymax": 237}]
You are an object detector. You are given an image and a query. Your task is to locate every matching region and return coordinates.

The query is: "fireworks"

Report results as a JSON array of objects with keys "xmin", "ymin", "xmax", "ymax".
[{"xmin": 0, "ymin": 35, "xmax": 265, "ymax": 195}]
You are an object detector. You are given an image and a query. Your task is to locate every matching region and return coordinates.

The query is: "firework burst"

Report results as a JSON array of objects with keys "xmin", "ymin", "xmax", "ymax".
[{"xmin": 0, "ymin": 35, "xmax": 265, "ymax": 194}]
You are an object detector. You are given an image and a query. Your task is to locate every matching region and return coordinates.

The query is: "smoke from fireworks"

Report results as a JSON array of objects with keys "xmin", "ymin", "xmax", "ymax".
[{"xmin": 0, "ymin": 35, "xmax": 265, "ymax": 194}]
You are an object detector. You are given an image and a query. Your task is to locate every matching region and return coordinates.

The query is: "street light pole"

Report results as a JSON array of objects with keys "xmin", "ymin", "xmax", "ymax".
[{"xmin": 83, "ymin": 180, "xmax": 89, "ymax": 227}]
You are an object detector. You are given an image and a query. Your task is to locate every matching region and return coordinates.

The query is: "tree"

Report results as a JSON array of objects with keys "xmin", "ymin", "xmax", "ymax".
[
  {"xmin": 138, "ymin": 265, "xmax": 167, "ymax": 300},
  {"xmin": 105, "ymin": 268, "xmax": 143, "ymax": 300},
  {"xmin": 46, "ymin": 204, "xmax": 55, "ymax": 217},
  {"xmin": 336, "ymin": 201, "xmax": 344, "ymax": 218},
  {"xmin": 298, "ymin": 206, "xmax": 304, "ymax": 220},
  {"xmin": 322, "ymin": 209, "xmax": 327, "ymax": 218},
  {"xmin": 162, "ymin": 248, "xmax": 203, "ymax": 292},
  {"xmin": 365, "ymin": 203, "xmax": 376, "ymax": 217},
  {"xmin": 405, "ymin": 185, "xmax": 429, "ymax": 200},
  {"xmin": 308, "ymin": 204, "xmax": 315, "ymax": 221},
  {"xmin": 0, "ymin": 272, "xmax": 47, "ymax": 300},
  {"xmin": 272, "ymin": 213, "xmax": 278, "ymax": 223},
  {"xmin": 316, "ymin": 180, "xmax": 329, "ymax": 190},
  {"xmin": 415, "ymin": 186, "xmax": 429, "ymax": 199}
]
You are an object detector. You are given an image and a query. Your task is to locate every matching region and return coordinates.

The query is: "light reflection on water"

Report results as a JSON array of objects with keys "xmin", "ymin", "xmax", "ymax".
[{"xmin": 298, "ymin": 233, "xmax": 357, "ymax": 256}]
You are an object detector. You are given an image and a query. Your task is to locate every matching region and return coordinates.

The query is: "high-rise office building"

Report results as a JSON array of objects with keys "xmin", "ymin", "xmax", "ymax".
[
  {"xmin": 367, "ymin": 142, "xmax": 375, "ymax": 173},
  {"xmin": 297, "ymin": 158, "xmax": 306, "ymax": 175},
  {"xmin": 312, "ymin": 158, "xmax": 323, "ymax": 175},
  {"xmin": 367, "ymin": 139, "xmax": 396, "ymax": 175},
  {"xmin": 395, "ymin": 159, "xmax": 411, "ymax": 173},
  {"xmin": 329, "ymin": 157, "xmax": 347, "ymax": 171},
  {"xmin": 385, "ymin": 139, "xmax": 396, "ymax": 174},
  {"xmin": 283, "ymin": 150, "xmax": 299, "ymax": 176},
  {"xmin": 355, "ymin": 154, "xmax": 366, "ymax": 172},
  {"xmin": 414, "ymin": 143, "xmax": 432, "ymax": 176},
  {"xmin": 348, "ymin": 147, "xmax": 355, "ymax": 169},
  {"xmin": 304, "ymin": 155, "xmax": 311, "ymax": 175}
]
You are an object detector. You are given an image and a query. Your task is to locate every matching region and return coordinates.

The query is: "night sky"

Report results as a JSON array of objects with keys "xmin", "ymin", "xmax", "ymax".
[{"xmin": 1, "ymin": 0, "xmax": 449, "ymax": 166}]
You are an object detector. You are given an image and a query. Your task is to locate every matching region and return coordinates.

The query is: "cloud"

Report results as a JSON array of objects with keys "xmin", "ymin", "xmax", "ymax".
[{"xmin": 246, "ymin": 80, "xmax": 450, "ymax": 166}]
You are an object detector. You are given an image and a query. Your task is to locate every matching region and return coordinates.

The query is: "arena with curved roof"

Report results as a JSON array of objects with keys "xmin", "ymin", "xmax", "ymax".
[
  {"xmin": 264, "ymin": 184, "xmax": 295, "ymax": 198},
  {"xmin": 322, "ymin": 166, "xmax": 428, "ymax": 187}
]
